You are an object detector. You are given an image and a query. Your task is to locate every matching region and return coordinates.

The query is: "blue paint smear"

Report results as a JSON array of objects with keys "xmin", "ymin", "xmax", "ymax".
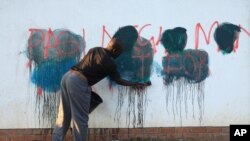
[
  {"xmin": 27, "ymin": 29, "xmax": 84, "ymax": 93},
  {"xmin": 31, "ymin": 58, "xmax": 78, "ymax": 93},
  {"xmin": 152, "ymin": 61, "xmax": 163, "ymax": 77}
]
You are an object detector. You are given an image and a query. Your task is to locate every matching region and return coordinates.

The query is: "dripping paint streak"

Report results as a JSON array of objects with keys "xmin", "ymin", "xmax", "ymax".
[
  {"xmin": 114, "ymin": 86, "xmax": 148, "ymax": 128},
  {"xmin": 165, "ymin": 78, "xmax": 205, "ymax": 125}
]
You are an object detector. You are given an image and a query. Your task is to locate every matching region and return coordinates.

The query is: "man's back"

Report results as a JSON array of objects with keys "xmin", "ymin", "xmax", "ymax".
[{"xmin": 74, "ymin": 47, "xmax": 120, "ymax": 86}]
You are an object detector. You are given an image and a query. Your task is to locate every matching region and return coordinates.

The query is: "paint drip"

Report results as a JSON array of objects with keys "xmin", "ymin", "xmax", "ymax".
[
  {"xmin": 115, "ymin": 86, "xmax": 148, "ymax": 128},
  {"xmin": 165, "ymin": 78, "xmax": 205, "ymax": 125},
  {"xmin": 35, "ymin": 92, "xmax": 59, "ymax": 127},
  {"xmin": 114, "ymin": 37, "xmax": 153, "ymax": 128}
]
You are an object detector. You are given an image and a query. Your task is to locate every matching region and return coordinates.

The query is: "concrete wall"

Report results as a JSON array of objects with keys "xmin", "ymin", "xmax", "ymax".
[{"xmin": 0, "ymin": 0, "xmax": 249, "ymax": 128}]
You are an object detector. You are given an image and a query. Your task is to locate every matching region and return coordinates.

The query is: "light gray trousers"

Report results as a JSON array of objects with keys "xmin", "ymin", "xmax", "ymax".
[{"xmin": 52, "ymin": 70, "xmax": 91, "ymax": 141}]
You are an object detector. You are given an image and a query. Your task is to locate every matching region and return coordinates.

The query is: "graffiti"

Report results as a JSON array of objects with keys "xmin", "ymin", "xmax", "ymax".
[
  {"xmin": 26, "ymin": 28, "xmax": 85, "ymax": 125},
  {"xmin": 194, "ymin": 21, "xmax": 219, "ymax": 50},
  {"xmin": 162, "ymin": 50, "xmax": 209, "ymax": 84},
  {"xmin": 113, "ymin": 37, "xmax": 153, "ymax": 128},
  {"xmin": 136, "ymin": 24, "xmax": 163, "ymax": 53},
  {"xmin": 102, "ymin": 22, "xmax": 250, "ymax": 54},
  {"xmin": 102, "ymin": 25, "xmax": 162, "ymax": 53},
  {"xmin": 214, "ymin": 23, "xmax": 241, "ymax": 54},
  {"xmin": 195, "ymin": 22, "xmax": 250, "ymax": 54},
  {"xmin": 116, "ymin": 37, "xmax": 153, "ymax": 82},
  {"xmin": 25, "ymin": 22, "xmax": 249, "ymax": 126},
  {"xmin": 160, "ymin": 27, "xmax": 209, "ymax": 124},
  {"xmin": 161, "ymin": 27, "xmax": 209, "ymax": 84}
]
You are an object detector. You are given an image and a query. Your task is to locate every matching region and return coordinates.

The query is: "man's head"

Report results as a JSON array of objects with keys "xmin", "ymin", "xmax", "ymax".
[
  {"xmin": 106, "ymin": 25, "xmax": 138, "ymax": 58},
  {"xmin": 106, "ymin": 38, "xmax": 124, "ymax": 58}
]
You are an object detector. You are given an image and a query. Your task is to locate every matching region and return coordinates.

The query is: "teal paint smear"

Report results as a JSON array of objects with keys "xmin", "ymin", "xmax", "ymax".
[
  {"xmin": 214, "ymin": 22, "xmax": 241, "ymax": 54},
  {"xmin": 116, "ymin": 37, "xmax": 153, "ymax": 83}
]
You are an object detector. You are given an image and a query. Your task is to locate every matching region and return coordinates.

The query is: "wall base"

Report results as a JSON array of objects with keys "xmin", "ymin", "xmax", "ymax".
[{"xmin": 0, "ymin": 126, "xmax": 229, "ymax": 141}]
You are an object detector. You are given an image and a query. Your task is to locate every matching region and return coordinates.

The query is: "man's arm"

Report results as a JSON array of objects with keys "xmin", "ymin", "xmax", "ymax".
[
  {"xmin": 112, "ymin": 77, "xmax": 151, "ymax": 87},
  {"xmin": 103, "ymin": 54, "xmax": 151, "ymax": 87}
]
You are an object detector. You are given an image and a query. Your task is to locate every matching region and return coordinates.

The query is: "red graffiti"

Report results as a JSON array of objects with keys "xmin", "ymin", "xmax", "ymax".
[
  {"xmin": 102, "ymin": 22, "xmax": 250, "ymax": 54},
  {"xmin": 101, "ymin": 26, "xmax": 112, "ymax": 47},
  {"xmin": 28, "ymin": 29, "xmax": 45, "ymax": 57},
  {"xmin": 101, "ymin": 24, "xmax": 163, "ymax": 53},
  {"xmin": 37, "ymin": 87, "xmax": 43, "ymax": 96},
  {"xmin": 163, "ymin": 50, "xmax": 209, "ymax": 83},
  {"xmin": 44, "ymin": 28, "xmax": 55, "ymax": 59},
  {"xmin": 30, "ymin": 22, "xmax": 250, "ymax": 56},
  {"xmin": 136, "ymin": 24, "xmax": 163, "ymax": 53},
  {"xmin": 194, "ymin": 22, "xmax": 250, "ymax": 53},
  {"xmin": 183, "ymin": 51, "xmax": 208, "ymax": 81},
  {"xmin": 165, "ymin": 54, "xmax": 182, "ymax": 73},
  {"xmin": 240, "ymin": 25, "xmax": 250, "ymax": 37},
  {"xmin": 132, "ymin": 48, "xmax": 153, "ymax": 78},
  {"xmin": 194, "ymin": 21, "xmax": 219, "ymax": 49},
  {"xmin": 234, "ymin": 25, "xmax": 250, "ymax": 52},
  {"xmin": 28, "ymin": 28, "xmax": 84, "ymax": 60}
]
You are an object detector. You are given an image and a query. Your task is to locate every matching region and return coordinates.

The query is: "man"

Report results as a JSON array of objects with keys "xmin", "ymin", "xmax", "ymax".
[{"xmin": 52, "ymin": 25, "xmax": 151, "ymax": 141}]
